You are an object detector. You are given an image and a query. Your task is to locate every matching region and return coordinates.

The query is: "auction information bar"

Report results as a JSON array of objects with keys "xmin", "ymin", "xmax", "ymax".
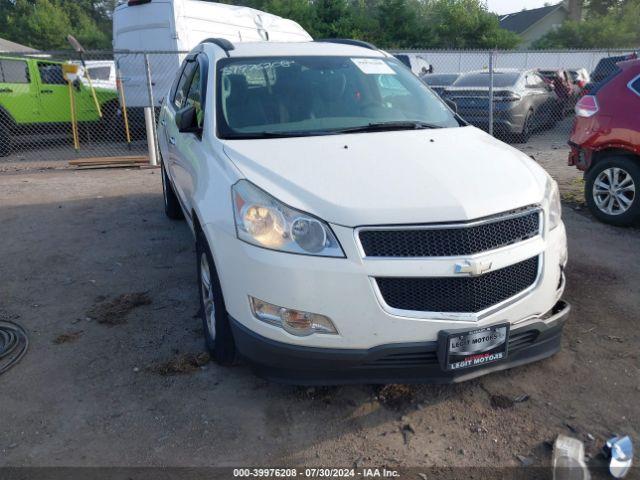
[
  {"xmin": 0, "ymin": 466, "xmax": 610, "ymax": 479},
  {"xmin": 234, "ymin": 468, "xmax": 398, "ymax": 478}
]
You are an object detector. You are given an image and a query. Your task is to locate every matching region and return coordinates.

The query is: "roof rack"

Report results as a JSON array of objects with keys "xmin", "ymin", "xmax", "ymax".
[
  {"xmin": 316, "ymin": 39, "xmax": 378, "ymax": 51},
  {"xmin": 200, "ymin": 38, "xmax": 235, "ymax": 56}
]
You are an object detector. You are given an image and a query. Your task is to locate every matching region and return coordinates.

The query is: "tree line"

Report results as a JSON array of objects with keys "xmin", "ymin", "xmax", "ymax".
[
  {"xmin": 0, "ymin": 0, "xmax": 116, "ymax": 50},
  {"xmin": 219, "ymin": 0, "xmax": 522, "ymax": 49},
  {"xmin": 533, "ymin": 0, "xmax": 640, "ymax": 49},
  {"xmin": 0, "ymin": 0, "xmax": 637, "ymax": 52}
]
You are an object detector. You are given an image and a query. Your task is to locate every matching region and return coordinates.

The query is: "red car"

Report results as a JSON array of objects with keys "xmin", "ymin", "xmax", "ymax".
[
  {"xmin": 568, "ymin": 59, "xmax": 640, "ymax": 226},
  {"xmin": 539, "ymin": 69, "xmax": 581, "ymax": 114}
]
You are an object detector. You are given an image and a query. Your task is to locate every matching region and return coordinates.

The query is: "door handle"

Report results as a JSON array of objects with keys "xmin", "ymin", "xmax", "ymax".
[
  {"xmin": 40, "ymin": 89, "xmax": 54, "ymax": 94},
  {"xmin": 161, "ymin": 119, "xmax": 166, "ymax": 126},
  {"xmin": 0, "ymin": 88, "xmax": 13, "ymax": 93},
  {"xmin": 169, "ymin": 136, "xmax": 176, "ymax": 145}
]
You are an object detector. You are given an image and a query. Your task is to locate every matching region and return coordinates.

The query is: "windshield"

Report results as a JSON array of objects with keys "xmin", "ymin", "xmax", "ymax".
[
  {"xmin": 453, "ymin": 72, "xmax": 520, "ymax": 88},
  {"xmin": 422, "ymin": 74, "xmax": 459, "ymax": 86},
  {"xmin": 216, "ymin": 56, "xmax": 459, "ymax": 139}
]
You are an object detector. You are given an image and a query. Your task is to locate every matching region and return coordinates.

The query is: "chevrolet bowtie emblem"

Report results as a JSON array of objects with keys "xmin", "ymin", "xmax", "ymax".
[{"xmin": 455, "ymin": 260, "xmax": 493, "ymax": 276}]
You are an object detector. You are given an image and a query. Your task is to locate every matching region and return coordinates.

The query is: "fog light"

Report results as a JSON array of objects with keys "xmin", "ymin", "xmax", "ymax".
[{"xmin": 249, "ymin": 297, "xmax": 338, "ymax": 336}]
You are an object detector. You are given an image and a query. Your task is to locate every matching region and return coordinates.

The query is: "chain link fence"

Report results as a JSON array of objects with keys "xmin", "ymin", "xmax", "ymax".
[
  {"xmin": 0, "ymin": 50, "xmax": 187, "ymax": 172},
  {"xmin": 396, "ymin": 48, "xmax": 637, "ymax": 145},
  {"xmin": 0, "ymin": 47, "xmax": 636, "ymax": 173}
]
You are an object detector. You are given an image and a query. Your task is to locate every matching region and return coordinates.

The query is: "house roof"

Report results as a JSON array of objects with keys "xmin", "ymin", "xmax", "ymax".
[
  {"xmin": 0, "ymin": 37, "xmax": 37, "ymax": 53},
  {"xmin": 499, "ymin": 2, "xmax": 567, "ymax": 35}
]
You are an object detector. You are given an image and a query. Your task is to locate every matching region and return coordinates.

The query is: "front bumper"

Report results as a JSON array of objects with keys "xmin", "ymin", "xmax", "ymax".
[
  {"xmin": 206, "ymin": 221, "xmax": 567, "ymax": 351},
  {"xmin": 231, "ymin": 300, "xmax": 570, "ymax": 385},
  {"xmin": 567, "ymin": 142, "xmax": 592, "ymax": 171}
]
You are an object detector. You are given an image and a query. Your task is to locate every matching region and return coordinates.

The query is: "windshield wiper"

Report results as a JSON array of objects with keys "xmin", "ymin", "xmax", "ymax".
[
  {"xmin": 331, "ymin": 121, "xmax": 444, "ymax": 134},
  {"xmin": 224, "ymin": 130, "xmax": 334, "ymax": 139},
  {"xmin": 223, "ymin": 121, "xmax": 443, "ymax": 139}
]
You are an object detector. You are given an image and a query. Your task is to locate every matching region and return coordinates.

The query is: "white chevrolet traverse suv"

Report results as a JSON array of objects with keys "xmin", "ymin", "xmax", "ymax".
[{"xmin": 158, "ymin": 38, "xmax": 569, "ymax": 384}]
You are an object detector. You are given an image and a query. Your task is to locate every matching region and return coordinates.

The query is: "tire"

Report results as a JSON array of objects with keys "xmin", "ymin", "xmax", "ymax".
[
  {"xmin": 161, "ymin": 161, "xmax": 184, "ymax": 220},
  {"xmin": 514, "ymin": 110, "xmax": 533, "ymax": 144},
  {"xmin": 585, "ymin": 155, "xmax": 640, "ymax": 227},
  {"xmin": 196, "ymin": 229, "xmax": 236, "ymax": 365},
  {"xmin": 0, "ymin": 124, "xmax": 11, "ymax": 157}
]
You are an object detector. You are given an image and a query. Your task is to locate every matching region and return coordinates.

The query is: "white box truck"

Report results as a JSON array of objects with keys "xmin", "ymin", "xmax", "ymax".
[{"xmin": 113, "ymin": 0, "xmax": 312, "ymax": 109}]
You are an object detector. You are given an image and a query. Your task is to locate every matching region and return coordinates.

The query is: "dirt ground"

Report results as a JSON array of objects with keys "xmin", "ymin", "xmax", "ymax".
[{"xmin": 0, "ymin": 155, "xmax": 638, "ymax": 474}]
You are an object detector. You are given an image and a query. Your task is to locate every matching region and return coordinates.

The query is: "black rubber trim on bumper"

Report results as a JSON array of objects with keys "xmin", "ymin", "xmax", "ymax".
[{"xmin": 230, "ymin": 300, "xmax": 570, "ymax": 385}]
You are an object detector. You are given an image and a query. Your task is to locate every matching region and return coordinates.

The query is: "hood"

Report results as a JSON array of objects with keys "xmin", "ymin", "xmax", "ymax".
[{"xmin": 222, "ymin": 126, "xmax": 547, "ymax": 227}]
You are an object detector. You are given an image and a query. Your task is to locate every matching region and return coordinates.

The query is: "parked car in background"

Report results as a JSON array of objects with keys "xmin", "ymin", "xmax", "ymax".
[
  {"xmin": 583, "ymin": 52, "xmax": 638, "ymax": 95},
  {"xmin": 568, "ymin": 58, "xmax": 640, "ymax": 226},
  {"xmin": 568, "ymin": 68, "xmax": 590, "ymax": 90},
  {"xmin": 394, "ymin": 54, "xmax": 433, "ymax": 76},
  {"xmin": 0, "ymin": 56, "xmax": 119, "ymax": 156},
  {"xmin": 538, "ymin": 69, "xmax": 580, "ymax": 114},
  {"xmin": 158, "ymin": 38, "xmax": 568, "ymax": 384},
  {"xmin": 443, "ymin": 69, "xmax": 558, "ymax": 142},
  {"xmin": 421, "ymin": 73, "xmax": 460, "ymax": 96}
]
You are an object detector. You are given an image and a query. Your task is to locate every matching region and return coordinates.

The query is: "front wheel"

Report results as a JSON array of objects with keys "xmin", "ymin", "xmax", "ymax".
[
  {"xmin": 585, "ymin": 156, "xmax": 639, "ymax": 226},
  {"xmin": 514, "ymin": 110, "xmax": 533, "ymax": 143},
  {"xmin": 197, "ymin": 230, "xmax": 236, "ymax": 365}
]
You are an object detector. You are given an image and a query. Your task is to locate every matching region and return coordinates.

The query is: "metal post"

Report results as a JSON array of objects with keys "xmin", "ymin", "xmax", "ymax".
[
  {"xmin": 145, "ymin": 107, "xmax": 157, "ymax": 166},
  {"xmin": 488, "ymin": 50, "xmax": 495, "ymax": 137},
  {"xmin": 116, "ymin": 65, "xmax": 132, "ymax": 149},
  {"xmin": 143, "ymin": 53, "xmax": 159, "ymax": 166},
  {"xmin": 67, "ymin": 80, "xmax": 80, "ymax": 152}
]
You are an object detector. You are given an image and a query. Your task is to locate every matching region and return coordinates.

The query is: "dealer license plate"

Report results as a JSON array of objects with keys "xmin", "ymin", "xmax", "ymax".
[{"xmin": 440, "ymin": 324, "xmax": 510, "ymax": 371}]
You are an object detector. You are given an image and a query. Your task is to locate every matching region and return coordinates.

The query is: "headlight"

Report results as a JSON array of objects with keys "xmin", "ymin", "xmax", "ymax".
[
  {"xmin": 545, "ymin": 177, "xmax": 562, "ymax": 230},
  {"xmin": 232, "ymin": 180, "xmax": 344, "ymax": 257}
]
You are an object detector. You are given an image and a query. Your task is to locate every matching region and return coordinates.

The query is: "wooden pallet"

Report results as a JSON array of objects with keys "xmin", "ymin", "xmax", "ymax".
[{"xmin": 69, "ymin": 156, "xmax": 149, "ymax": 168}]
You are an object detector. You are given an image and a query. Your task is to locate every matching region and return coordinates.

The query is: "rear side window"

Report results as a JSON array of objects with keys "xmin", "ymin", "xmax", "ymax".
[
  {"xmin": 88, "ymin": 66, "xmax": 111, "ymax": 81},
  {"xmin": 0, "ymin": 59, "xmax": 30, "ymax": 83},
  {"xmin": 629, "ymin": 76, "xmax": 640, "ymax": 96},
  {"xmin": 173, "ymin": 61, "xmax": 197, "ymax": 109},
  {"xmin": 37, "ymin": 63, "xmax": 66, "ymax": 85}
]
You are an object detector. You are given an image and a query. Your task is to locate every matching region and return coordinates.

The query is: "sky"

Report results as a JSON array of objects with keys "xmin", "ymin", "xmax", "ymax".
[{"xmin": 486, "ymin": 0, "xmax": 559, "ymax": 15}]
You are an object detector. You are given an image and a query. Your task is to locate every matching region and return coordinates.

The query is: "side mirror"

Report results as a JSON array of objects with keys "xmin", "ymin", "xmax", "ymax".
[
  {"xmin": 444, "ymin": 98, "xmax": 458, "ymax": 113},
  {"xmin": 175, "ymin": 104, "xmax": 200, "ymax": 133}
]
